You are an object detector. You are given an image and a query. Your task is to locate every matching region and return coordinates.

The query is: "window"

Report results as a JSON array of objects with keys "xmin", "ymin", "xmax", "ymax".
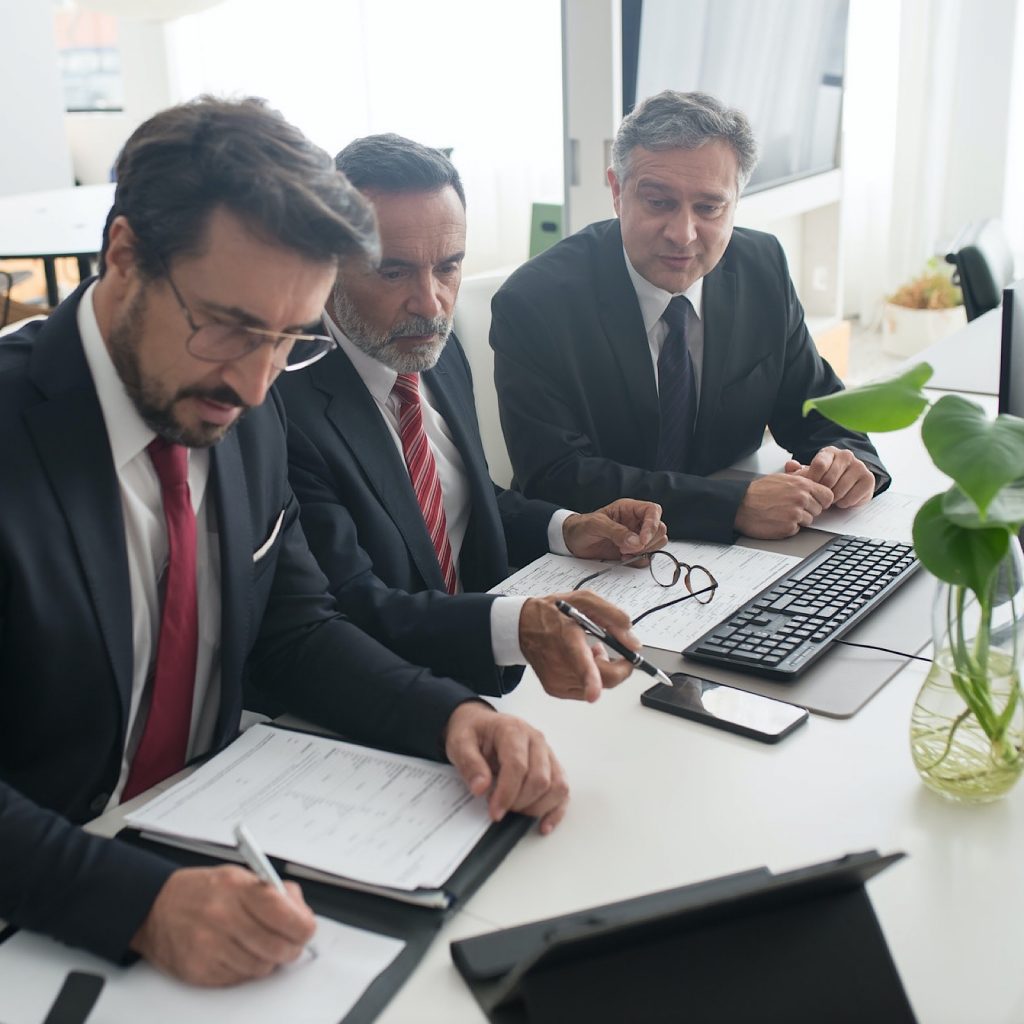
[{"xmin": 54, "ymin": 7, "xmax": 124, "ymax": 112}]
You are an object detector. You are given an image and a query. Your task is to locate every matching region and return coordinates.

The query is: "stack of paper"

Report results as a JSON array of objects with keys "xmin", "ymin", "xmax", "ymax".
[
  {"xmin": 125, "ymin": 724, "xmax": 492, "ymax": 906},
  {"xmin": 494, "ymin": 540, "xmax": 801, "ymax": 652}
]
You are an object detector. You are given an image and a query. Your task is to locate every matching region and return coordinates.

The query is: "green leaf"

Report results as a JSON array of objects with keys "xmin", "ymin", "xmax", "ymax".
[
  {"xmin": 921, "ymin": 396, "xmax": 1024, "ymax": 514},
  {"xmin": 802, "ymin": 363, "xmax": 933, "ymax": 431},
  {"xmin": 942, "ymin": 483, "xmax": 1024, "ymax": 530},
  {"xmin": 913, "ymin": 493, "xmax": 1010, "ymax": 595}
]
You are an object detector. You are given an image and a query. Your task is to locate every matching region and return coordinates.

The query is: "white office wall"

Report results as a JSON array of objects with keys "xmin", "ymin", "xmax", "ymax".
[
  {"xmin": 163, "ymin": 0, "xmax": 564, "ymax": 277},
  {"xmin": 0, "ymin": 0, "xmax": 74, "ymax": 195}
]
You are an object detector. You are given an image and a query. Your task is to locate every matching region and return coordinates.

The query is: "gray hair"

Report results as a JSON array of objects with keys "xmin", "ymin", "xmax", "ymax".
[{"xmin": 611, "ymin": 91, "xmax": 759, "ymax": 192}]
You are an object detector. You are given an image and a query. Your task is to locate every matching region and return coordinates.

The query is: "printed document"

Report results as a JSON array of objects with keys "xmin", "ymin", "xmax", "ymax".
[
  {"xmin": 125, "ymin": 724, "xmax": 492, "ymax": 893},
  {"xmin": 494, "ymin": 541, "xmax": 801, "ymax": 652},
  {"xmin": 0, "ymin": 916, "xmax": 403, "ymax": 1024},
  {"xmin": 811, "ymin": 490, "xmax": 919, "ymax": 545}
]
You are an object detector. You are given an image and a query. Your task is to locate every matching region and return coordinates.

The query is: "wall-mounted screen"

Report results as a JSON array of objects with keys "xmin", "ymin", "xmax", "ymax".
[{"xmin": 622, "ymin": 0, "xmax": 850, "ymax": 195}]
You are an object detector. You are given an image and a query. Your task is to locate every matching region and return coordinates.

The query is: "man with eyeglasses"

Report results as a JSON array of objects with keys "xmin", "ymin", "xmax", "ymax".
[
  {"xmin": 277, "ymin": 133, "xmax": 669, "ymax": 705},
  {"xmin": 0, "ymin": 98, "xmax": 570, "ymax": 987},
  {"xmin": 490, "ymin": 91, "xmax": 890, "ymax": 542}
]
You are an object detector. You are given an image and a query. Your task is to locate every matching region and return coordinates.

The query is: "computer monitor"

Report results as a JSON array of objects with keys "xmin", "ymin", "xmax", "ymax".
[{"xmin": 998, "ymin": 279, "xmax": 1024, "ymax": 415}]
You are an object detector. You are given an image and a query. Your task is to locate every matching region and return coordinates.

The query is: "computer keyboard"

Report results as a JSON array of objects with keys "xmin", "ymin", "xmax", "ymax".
[{"xmin": 684, "ymin": 535, "xmax": 920, "ymax": 680}]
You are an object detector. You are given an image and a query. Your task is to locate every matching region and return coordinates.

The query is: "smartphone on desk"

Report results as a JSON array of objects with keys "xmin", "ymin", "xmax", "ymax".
[{"xmin": 641, "ymin": 672, "xmax": 808, "ymax": 743}]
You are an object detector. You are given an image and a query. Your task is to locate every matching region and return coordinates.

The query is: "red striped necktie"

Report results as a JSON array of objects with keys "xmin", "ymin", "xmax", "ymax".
[
  {"xmin": 122, "ymin": 437, "xmax": 199, "ymax": 801},
  {"xmin": 392, "ymin": 373, "xmax": 458, "ymax": 594}
]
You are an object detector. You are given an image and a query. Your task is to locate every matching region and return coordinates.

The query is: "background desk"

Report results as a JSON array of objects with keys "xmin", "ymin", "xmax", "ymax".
[
  {"xmin": 895, "ymin": 305, "xmax": 1001, "ymax": 396},
  {"xmin": 0, "ymin": 184, "xmax": 114, "ymax": 306}
]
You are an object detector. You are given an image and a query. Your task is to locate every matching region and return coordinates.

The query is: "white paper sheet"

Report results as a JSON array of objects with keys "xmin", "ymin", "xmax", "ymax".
[
  {"xmin": 494, "ymin": 541, "xmax": 802, "ymax": 652},
  {"xmin": 811, "ymin": 490, "xmax": 920, "ymax": 545},
  {"xmin": 125, "ymin": 725, "xmax": 492, "ymax": 891},
  {"xmin": 0, "ymin": 916, "xmax": 404, "ymax": 1024}
]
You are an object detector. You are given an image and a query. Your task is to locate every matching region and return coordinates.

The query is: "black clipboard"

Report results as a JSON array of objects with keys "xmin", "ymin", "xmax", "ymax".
[
  {"xmin": 451, "ymin": 849, "xmax": 916, "ymax": 1024},
  {"xmin": 118, "ymin": 807, "xmax": 530, "ymax": 1024}
]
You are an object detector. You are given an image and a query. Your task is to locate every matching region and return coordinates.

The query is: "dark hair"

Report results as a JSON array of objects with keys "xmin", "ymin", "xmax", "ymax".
[
  {"xmin": 333, "ymin": 133, "xmax": 466, "ymax": 208},
  {"xmin": 99, "ymin": 95, "xmax": 379, "ymax": 277},
  {"xmin": 612, "ymin": 91, "xmax": 759, "ymax": 191}
]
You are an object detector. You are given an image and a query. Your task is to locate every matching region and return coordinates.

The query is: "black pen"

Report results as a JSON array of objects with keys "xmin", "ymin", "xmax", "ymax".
[{"xmin": 555, "ymin": 599, "xmax": 674, "ymax": 686}]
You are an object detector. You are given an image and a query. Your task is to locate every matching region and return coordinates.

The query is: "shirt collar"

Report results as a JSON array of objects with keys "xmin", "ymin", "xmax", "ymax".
[
  {"xmin": 324, "ymin": 311, "xmax": 401, "ymax": 405},
  {"xmin": 622, "ymin": 247, "xmax": 704, "ymax": 334},
  {"xmin": 78, "ymin": 281, "xmax": 157, "ymax": 471}
]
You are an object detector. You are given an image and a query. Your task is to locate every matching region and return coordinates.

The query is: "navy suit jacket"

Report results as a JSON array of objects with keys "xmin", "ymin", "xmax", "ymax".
[
  {"xmin": 0, "ymin": 284, "xmax": 477, "ymax": 962},
  {"xmin": 276, "ymin": 334, "xmax": 559, "ymax": 695},
  {"xmin": 491, "ymin": 220, "xmax": 890, "ymax": 542}
]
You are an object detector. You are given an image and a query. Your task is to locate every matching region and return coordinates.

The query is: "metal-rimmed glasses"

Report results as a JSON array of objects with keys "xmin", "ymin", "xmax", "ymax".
[
  {"xmin": 163, "ymin": 270, "xmax": 337, "ymax": 372},
  {"xmin": 573, "ymin": 550, "xmax": 718, "ymax": 625}
]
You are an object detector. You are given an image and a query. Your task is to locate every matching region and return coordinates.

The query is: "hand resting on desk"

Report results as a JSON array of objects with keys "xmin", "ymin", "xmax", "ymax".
[
  {"xmin": 443, "ymin": 701, "xmax": 569, "ymax": 837},
  {"xmin": 130, "ymin": 865, "xmax": 315, "ymax": 987},
  {"xmin": 784, "ymin": 446, "xmax": 875, "ymax": 510}
]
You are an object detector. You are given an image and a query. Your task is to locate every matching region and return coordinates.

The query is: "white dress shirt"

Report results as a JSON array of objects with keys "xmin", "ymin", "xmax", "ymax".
[
  {"xmin": 329, "ymin": 322, "xmax": 573, "ymax": 666},
  {"xmin": 622, "ymin": 251, "xmax": 705, "ymax": 405},
  {"xmin": 78, "ymin": 283, "xmax": 222, "ymax": 807}
]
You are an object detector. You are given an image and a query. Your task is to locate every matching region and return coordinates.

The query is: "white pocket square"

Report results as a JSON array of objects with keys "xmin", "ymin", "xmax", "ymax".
[{"xmin": 252, "ymin": 509, "xmax": 285, "ymax": 563}]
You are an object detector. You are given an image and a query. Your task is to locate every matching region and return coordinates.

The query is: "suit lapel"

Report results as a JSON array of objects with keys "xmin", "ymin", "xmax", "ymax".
[
  {"xmin": 691, "ymin": 261, "xmax": 737, "ymax": 471},
  {"xmin": 25, "ymin": 290, "xmax": 134, "ymax": 723},
  {"xmin": 309, "ymin": 349, "xmax": 446, "ymax": 589},
  {"xmin": 209, "ymin": 431, "xmax": 250, "ymax": 743},
  {"xmin": 594, "ymin": 222, "xmax": 661, "ymax": 455}
]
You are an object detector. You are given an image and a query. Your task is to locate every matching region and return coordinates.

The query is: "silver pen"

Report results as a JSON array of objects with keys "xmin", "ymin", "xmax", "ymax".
[
  {"xmin": 234, "ymin": 822, "xmax": 319, "ymax": 959},
  {"xmin": 555, "ymin": 599, "xmax": 674, "ymax": 687}
]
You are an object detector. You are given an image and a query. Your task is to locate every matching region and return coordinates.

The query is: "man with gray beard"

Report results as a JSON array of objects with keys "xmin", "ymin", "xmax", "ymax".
[{"xmin": 278, "ymin": 134, "xmax": 667, "ymax": 703}]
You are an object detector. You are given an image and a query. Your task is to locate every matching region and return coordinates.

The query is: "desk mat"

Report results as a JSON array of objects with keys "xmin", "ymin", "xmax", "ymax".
[{"xmin": 643, "ymin": 532, "xmax": 933, "ymax": 719}]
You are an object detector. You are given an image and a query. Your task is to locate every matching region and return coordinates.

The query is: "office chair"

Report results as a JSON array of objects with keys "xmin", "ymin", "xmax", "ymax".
[{"xmin": 945, "ymin": 218, "xmax": 1016, "ymax": 320}]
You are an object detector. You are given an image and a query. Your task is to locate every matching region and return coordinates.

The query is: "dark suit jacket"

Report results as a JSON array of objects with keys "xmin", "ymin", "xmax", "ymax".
[
  {"xmin": 276, "ymin": 334, "xmax": 559, "ymax": 695},
  {"xmin": 0, "ymin": 284, "xmax": 478, "ymax": 962},
  {"xmin": 491, "ymin": 220, "xmax": 890, "ymax": 542}
]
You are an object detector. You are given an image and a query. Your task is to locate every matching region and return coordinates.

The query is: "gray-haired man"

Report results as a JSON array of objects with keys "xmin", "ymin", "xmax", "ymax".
[{"xmin": 491, "ymin": 90, "xmax": 889, "ymax": 542}]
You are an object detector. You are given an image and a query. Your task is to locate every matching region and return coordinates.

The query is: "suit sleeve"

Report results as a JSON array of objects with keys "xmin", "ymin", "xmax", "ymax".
[
  {"xmin": 765, "ymin": 259, "xmax": 891, "ymax": 492},
  {"xmin": 285, "ymin": 416, "xmax": 516, "ymax": 696},
  {"xmin": 490, "ymin": 287, "xmax": 750, "ymax": 542},
  {"xmin": 0, "ymin": 783, "xmax": 175, "ymax": 962}
]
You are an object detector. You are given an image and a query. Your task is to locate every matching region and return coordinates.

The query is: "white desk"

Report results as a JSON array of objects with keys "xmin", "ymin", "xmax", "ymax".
[
  {"xmin": 373, "ymin": 392, "xmax": 1022, "ymax": 1024},
  {"xmin": 0, "ymin": 184, "xmax": 115, "ymax": 305},
  {"xmin": 895, "ymin": 306, "xmax": 1002, "ymax": 397}
]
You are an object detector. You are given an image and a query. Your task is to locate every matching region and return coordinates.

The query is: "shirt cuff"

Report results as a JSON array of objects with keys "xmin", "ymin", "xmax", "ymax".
[
  {"xmin": 547, "ymin": 509, "xmax": 577, "ymax": 556},
  {"xmin": 490, "ymin": 595, "xmax": 530, "ymax": 666}
]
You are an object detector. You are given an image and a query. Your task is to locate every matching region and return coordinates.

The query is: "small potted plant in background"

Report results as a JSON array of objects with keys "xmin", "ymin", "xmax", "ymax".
[
  {"xmin": 882, "ymin": 258, "xmax": 966, "ymax": 357},
  {"xmin": 806, "ymin": 365, "xmax": 1024, "ymax": 802}
]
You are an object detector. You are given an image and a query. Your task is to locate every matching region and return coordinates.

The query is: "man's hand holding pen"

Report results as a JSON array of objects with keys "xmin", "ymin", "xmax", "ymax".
[{"xmin": 520, "ymin": 591, "xmax": 642, "ymax": 702}]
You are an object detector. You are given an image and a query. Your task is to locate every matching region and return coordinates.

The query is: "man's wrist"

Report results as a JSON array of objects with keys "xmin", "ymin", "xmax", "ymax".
[{"xmin": 549, "ymin": 508, "xmax": 577, "ymax": 555}]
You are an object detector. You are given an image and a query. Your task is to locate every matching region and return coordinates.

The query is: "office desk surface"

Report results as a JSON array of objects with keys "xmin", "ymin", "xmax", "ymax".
[
  {"xmin": 895, "ymin": 306, "xmax": 1001, "ymax": 397},
  {"xmin": 377, "ymin": 391, "xmax": 1021, "ymax": 1024}
]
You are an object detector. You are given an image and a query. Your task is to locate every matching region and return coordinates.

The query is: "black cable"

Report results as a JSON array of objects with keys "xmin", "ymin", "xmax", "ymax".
[{"xmin": 832, "ymin": 638, "xmax": 932, "ymax": 663}]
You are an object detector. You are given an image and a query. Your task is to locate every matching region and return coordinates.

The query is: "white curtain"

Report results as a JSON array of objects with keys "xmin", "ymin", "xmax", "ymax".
[{"xmin": 163, "ymin": 0, "xmax": 563, "ymax": 275}]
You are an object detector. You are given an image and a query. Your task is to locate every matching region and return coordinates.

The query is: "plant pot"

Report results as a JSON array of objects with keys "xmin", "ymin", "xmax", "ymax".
[
  {"xmin": 881, "ymin": 302, "xmax": 967, "ymax": 358},
  {"xmin": 910, "ymin": 542, "xmax": 1024, "ymax": 802}
]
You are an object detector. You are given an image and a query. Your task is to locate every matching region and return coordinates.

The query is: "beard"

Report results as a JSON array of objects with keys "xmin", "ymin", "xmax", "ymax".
[
  {"xmin": 331, "ymin": 288, "xmax": 450, "ymax": 373},
  {"xmin": 106, "ymin": 285, "xmax": 248, "ymax": 448}
]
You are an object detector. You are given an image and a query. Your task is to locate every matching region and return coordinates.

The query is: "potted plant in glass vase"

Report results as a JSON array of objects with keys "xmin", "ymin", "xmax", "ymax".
[{"xmin": 805, "ymin": 364, "xmax": 1024, "ymax": 802}]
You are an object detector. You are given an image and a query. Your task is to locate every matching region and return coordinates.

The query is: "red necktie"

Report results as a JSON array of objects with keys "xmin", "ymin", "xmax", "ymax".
[
  {"xmin": 122, "ymin": 438, "xmax": 199, "ymax": 800},
  {"xmin": 392, "ymin": 373, "xmax": 458, "ymax": 594}
]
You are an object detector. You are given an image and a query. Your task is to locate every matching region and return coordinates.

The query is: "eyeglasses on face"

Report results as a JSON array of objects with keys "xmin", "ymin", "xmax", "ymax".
[
  {"xmin": 573, "ymin": 550, "xmax": 718, "ymax": 625},
  {"xmin": 162, "ymin": 270, "xmax": 336, "ymax": 372}
]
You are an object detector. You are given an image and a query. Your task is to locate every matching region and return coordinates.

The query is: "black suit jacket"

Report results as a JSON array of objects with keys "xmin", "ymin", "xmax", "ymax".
[
  {"xmin": 0, "ymin": 284, "xmax": 478, "ymax": 962},
  {"xmin": 491, "ymin": 220, "xmax": 890, "ymax": 542},
  {"xmin": 276, "ymin": 334, "xmax": 559, "ymax": 695}
]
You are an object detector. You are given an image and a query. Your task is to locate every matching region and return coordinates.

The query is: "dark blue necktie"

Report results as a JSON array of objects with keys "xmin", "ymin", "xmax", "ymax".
[{"xmin": 654, "ymin": 295, "xmax": 696, "ymax": 472}]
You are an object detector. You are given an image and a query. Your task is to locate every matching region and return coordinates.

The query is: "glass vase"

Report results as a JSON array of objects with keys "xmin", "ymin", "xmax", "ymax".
[{"xmin": 910, "ymin": 539, "xmax": 1024, "ymax": 802}]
